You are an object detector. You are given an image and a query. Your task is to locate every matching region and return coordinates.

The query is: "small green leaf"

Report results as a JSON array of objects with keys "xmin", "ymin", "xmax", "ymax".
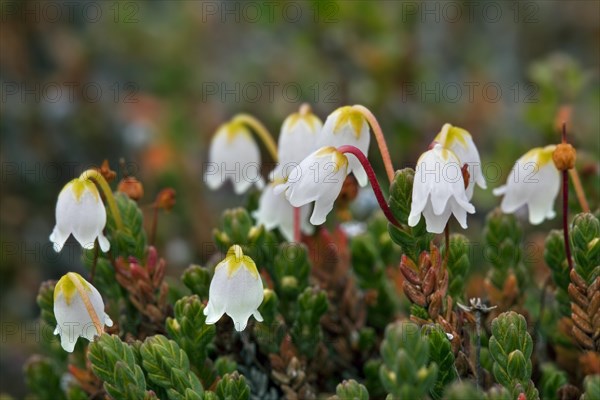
[
  {"xmin": 215, "ymin": 372, "xmax": 250, "ymax": 400},
  {"xmin": 333, "ymin": 379, "xmax": 369, "ymax": 400}
]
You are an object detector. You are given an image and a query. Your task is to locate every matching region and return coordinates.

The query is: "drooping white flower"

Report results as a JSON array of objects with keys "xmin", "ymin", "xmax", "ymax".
[
  {"xmin": 315, "ymin": 106, "xmax": 370, "ymax": 186},
  {"xmin": 274, "ymin": 146, "xmax": 349, "ymax": 225},
  {"xmin": 408, "ymin": 144, "xmax": 476, "ymax": 233},
  {"xmin": 53, "ymin": 272, "xmax": 113, "ymax": 352},
  {"xmin": 204, "ymin": 121, "xmax": 264, "ymax": 194},
  {"xmin": 278, "ymin": 108, "xmax": 322, "ymax": 168},
  {"xmin": 434, "ymin": 123, "xmax": 487, "ymax": 199},
  {"xmin": 50, "ymin": 177, "xmax": 110, "ymax": 253},
  {"xmin": 493, "ymin": 145, "xmax": 559, "ymax": 224},
  {"xmin": 253, "ymin": 181, "xmax": 313, "ymax": 242},
  {"xmin": 204, "ymin": 245, "xmax": 264, "ymax": 331}
]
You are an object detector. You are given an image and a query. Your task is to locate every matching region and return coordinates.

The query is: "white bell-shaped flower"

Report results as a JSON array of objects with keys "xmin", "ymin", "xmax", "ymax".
[
  {"xmin": 434, "ymin": 123, "xmax": 487, "ymax": 199},
  {"xmin": 315, "ymin": 106, "xmax": 370, "ymax": 187},
  {"xmin": 204, "ymin": 245, "xmax": 264, "ymax": 331},
  {"xmin": 274, "ymin": 146, "xmax": 349, "ymax": 225},
  {"xmin": 53, "ymin": 272, "xmax": 113, "ymax": 352},
  {"xmin": 253, "ymin": 181, "xmax": 313, "ymax": 242},
  {"xmin": 493, "ymin": 145, "xmax": 559, "ymax": 224},
  {"xmin": 50, "ymin": 177, "xmax": 110, "ymax": 253},
  {"xmin": 408, "ymin": 144, "xmax": 476, "ymax": 233},
  {"xmin": 204, "ymin": 122, "xmax": 264, "ymax": 194},
  {"xmin": 278, "ymin": 108, "xmax": 322, "ymax": 169}
]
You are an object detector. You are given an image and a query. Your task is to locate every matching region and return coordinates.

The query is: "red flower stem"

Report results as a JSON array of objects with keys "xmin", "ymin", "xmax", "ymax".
[
  {"xmin": 444, "ymin": 224, "xmax": 450, "ymax": 270},
  {"xmin": 293, "ymin": 206, "xmax": 301, "ymax": 242},
  {"xmin": 561, "ymin": 124, "xmax": 574, "ymax": 270},
  {"xmin": 338, "ymin": 145, "xmax": 400, "ymax": 227}
]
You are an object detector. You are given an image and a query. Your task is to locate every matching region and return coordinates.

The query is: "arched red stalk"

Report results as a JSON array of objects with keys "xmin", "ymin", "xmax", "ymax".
[
  {"xmin": 338, "ymin": 145, "xmax": 400, "ymax": 228},
  {"xmin": 293, "ymin": 206, "xmax": 301, "ymax": 242}
]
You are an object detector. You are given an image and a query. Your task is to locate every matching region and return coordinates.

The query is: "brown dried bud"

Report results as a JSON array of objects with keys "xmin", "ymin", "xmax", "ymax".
[
  {"xmin": 98, "ymin": 159, "xmax": 116, "ymax": 182},
  {"xmin": 552, "ymin": 143, "xmax": 576, "ymax": 170},
  {"xmin": 461, "ymin": 163, "xmax": 470, "ymax": 190},
  {"xmin": 155, "ymin": 188, "xmax": 176, "ymax": 211},
  {"xmin": 118, "ymin": 177, "xmax": 144, "ymax": 200}
]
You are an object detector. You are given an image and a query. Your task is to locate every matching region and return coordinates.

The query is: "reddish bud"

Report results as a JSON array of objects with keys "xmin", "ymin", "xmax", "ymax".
[
  {"xmin": 156, "ymin": 188, "xmax": 176, "ymax": 211},
  {"xmin": 552, "ymin": 143, "xmax": 576, "ymax": 171},
  {"xmin": 98, "ymin": 159, "xmax": 116, "ymax": 182},
  {"xmin": 118, "ymin": 177, "xmax": 144, "ymax": 200}
]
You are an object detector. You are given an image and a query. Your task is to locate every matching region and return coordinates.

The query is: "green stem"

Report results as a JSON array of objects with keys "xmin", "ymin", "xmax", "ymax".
[{"xmin": 81, "ymin": 169, "xmax": 123, "ymax": 231}]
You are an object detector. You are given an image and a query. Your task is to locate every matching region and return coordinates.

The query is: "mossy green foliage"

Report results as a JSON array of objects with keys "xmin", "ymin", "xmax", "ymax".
[
  {"xmin": 387, "ymin": 168, "xmax": 433, "ymax": 262},
  {"xmin": 332, "ymin": 379, "xmax": 369, "ymax": 400},
  {"xmin": 182, "ymin": 265, "xmax": 212, "ymax": 301},
  {"xmin": 215, "ymin": 372, "xmax": 251, "ymax": 400},
  {"xmin": 544, "ymin": 230, "xmax": 571, "ymax": 316},
  {"xmin": 571, "ymin": 213, "xmax": 600, "ymax": 285},
  {"xmin": 290, "ymin": 287, "xmax": 328, "ymax": 358},
  {"xmin": 445, "ymin": 234, "xmax": 471, "ymax": 301},
  {"xmin": 140, "ymin": 335, "xmax": 204, "ymax": 400},
  {"xmin": 88, "ymin": 334, "xmax": 152, "ymax": 400},
  {"xmin": 166, "ymin": 295, "xmax": 215, "ymax": 368},
  {"xmin": 582, "ymin": 374, "xmax": 600, "ymax": 400},
  {"xmin": 539, "ymin": 363, "xmax": 568, "ymax": 400},
  {"xmin": 488, "ymin": 312, "xmax": 539, "ymax": 400},
  {"xmin": 427, "ymin": 325, "xmax": 457, "ymax": 399},
  {"xmin": 24, "ymin": 356, "xmax": 66, "ymax": 400},
  {"xmin": 484, "ymin": 209, "xmax": 528, "ymax": 289},
  {"xmin": 351, "ymin": 220, "xmax": 399, "ymax": 330},
  {"xmin": 379, "ymin": 322, "xmax": 438, "ymax": 399}
]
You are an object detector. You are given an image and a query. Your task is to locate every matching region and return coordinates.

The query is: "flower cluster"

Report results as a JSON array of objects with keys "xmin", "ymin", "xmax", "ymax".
[
  {"xmin": 204, "ymin": 105, "xmax": 568, "ymax": 265},
  {"xmin": 49, "ymin": 169, "xmax": 116, "ymax": 351}
]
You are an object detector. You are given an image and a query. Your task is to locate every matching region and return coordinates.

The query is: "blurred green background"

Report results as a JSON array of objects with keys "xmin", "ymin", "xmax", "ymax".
[{"xmin": 1, "ymin": 0, "xmax": 598, "ymax": 396}]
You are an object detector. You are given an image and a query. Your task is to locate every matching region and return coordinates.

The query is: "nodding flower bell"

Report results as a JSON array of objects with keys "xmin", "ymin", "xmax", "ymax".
[
  {"xmin": 316, "ymin": 106, "xmax": 370, "ymax": 186},
  {"xmin": 408, "ymin": 144, "xmax": 475, "ymax": 233},
  {"xmin": 50, "ymin": 176, "xmax": 110, "ymax": 253},
  {"xmin": 53, "ymin": 272, "xmax": 113, "ymax": 352},
  {"xmin": 493, "ymin": 145, "xmax": 559, "ymax": 224},
  {"xmin": 253, "ymin": 180, "xmax": 313, "ymax": 242},
  {"xmin": 204, "ymin": 245, "xmax": 264, "ymax": 331},
  {"xmin": 274, "ymin": 146, "xmax": 349, "ymax": 225},
  {"xmin": 204, "ymin": 121, "xmax": 264, "ymax": 194},
  {"xmin": 434, "ymin": 123, "xmax": 487, "ymax": 199},
  {"xmin": 277, "ymin": 105, "xmax": 322, "ymax": 169}
]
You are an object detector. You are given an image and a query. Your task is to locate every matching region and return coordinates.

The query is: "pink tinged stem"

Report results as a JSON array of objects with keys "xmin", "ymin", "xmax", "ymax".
[
  {"xmin": 293, "ymin": 207, "xmax": 301, "ymax": 242},
  {"xmin": 67, "ymin": 273, "xmax": 103, "ymax": 336},
  {"xmin": 338, "ymin": 145, "xmax": 400, "ymax": 228},
  {"xmin": 352, "ymin": 105, "xmax": 395, "ymax": 184}
]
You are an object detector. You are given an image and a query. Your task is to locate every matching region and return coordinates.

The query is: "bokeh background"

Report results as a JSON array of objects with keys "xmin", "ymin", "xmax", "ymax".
[{"xmin": 1, "ymin": 0, "xmax": 599, "ymax": 396}]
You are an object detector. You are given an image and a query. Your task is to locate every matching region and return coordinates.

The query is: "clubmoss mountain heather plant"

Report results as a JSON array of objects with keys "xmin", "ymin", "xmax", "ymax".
[{"xmin": 28, "ymin": 103, "xmax": 598, "ymax": 400}]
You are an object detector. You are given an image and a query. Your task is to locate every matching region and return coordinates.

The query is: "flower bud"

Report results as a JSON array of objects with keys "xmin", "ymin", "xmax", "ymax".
[
  {"xmin": 98, "ymin": 159, "xmax": 116, "ymax": 182},
  {"xmin": 552, "ymin": 143, "xmax": 576, "ymax": 170},
  {"xmin": 155, "ymin": 188, "xmax": 176, "ymax": 210},
  {"xmin": 117, "ymin": 177, "xmax": 144, "ymax": 200}
]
